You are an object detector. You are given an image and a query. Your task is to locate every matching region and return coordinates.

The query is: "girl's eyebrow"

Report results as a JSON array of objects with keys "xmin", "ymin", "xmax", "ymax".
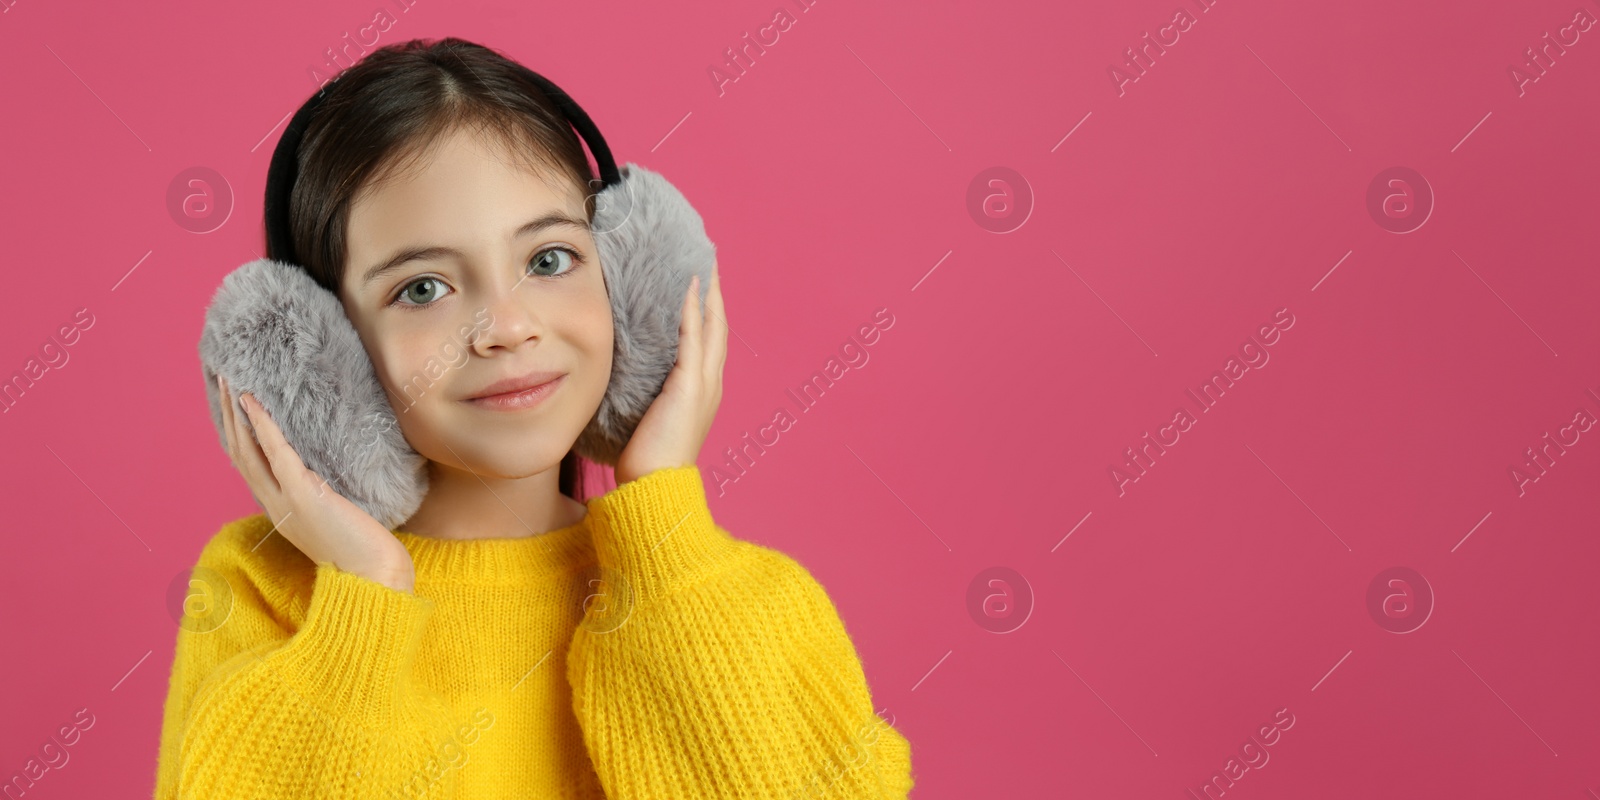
[{"xmin": 360, "ymin": 211, "xmax": 590, "ymax": 286}]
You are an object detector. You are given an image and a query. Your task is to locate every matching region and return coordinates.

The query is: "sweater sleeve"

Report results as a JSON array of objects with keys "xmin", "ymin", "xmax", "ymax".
[
  {"xmin": 566, "ymin": 465, "xmax": 915, "ymax": 799},
  {"xmin": 152, "ymin": 520, "xmax": 468, "ymax": 800}
]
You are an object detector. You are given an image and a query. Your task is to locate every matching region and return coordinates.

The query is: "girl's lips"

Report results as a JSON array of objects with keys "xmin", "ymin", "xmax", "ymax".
[{"xmin": 463, "ymin": 374, "xmax": 564, "ymax": 411}]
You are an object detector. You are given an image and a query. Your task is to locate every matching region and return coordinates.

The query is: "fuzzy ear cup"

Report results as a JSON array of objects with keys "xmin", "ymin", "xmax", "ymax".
[
  {"xmin": 199, "ymin": 162, "xmax": 714, "ymax": 527},
  {"xmin": 198, "ymin": 260, "xmax": 429, "ymax": 530},
  {"xmin": 575, "ymin": 162, "xmax": 717, "ymax": 465}
]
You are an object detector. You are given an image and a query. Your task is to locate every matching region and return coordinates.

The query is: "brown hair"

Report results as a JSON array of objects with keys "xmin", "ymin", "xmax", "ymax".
[{"xmin": 270, "ymin": 37, "xmax": 600, "ymax": 501}]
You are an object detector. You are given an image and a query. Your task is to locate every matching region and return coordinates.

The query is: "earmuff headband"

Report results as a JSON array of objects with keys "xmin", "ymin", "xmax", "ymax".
[{"xmin": 209, "ymin": 51, "xmax": 715, "ymax": 526}]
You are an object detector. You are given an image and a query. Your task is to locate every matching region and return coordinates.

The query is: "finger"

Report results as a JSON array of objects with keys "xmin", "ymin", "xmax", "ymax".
[
  {"xmin": 704, "ymin": 263, "xmax": 728, "ymax": 378},
  {"xmin": 677, "ymin": 274, "xmax": 702, "ymax": 375},
  {"xmin": 233, "ymin": 392, "xmax": 282, "ymax": 497},
  {"xmin": 240, "ymin": 393, "xmax": 305, "ymax": 493},
  {"xmin": 228, "ymin": 385, "xmax": 265, "ymax": 488},
  {"xmin": 247, "ymin": 394, "xmax": 338, "ymax": 502},
  {"xmin": 225, "ymin": 381, "xmax": 277, "ymax": 513},
  {"xmin": 218, "ymin": 375, "xmax": 238, "ymax": 465},
  {"xmin": 224, "ymin": 376, "xmax": 253, "ymax": 477}
]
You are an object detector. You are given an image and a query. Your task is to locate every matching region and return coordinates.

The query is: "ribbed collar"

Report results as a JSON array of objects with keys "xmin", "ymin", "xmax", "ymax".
[{"xmin": 391, "ymin": 516, "xmax": 596, "ymax": 586}]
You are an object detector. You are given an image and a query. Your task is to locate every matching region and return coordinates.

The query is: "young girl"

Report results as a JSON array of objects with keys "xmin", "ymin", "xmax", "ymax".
[{"xmin": 154, "ymin": 38, "xmax": 912, "ymax": 799}]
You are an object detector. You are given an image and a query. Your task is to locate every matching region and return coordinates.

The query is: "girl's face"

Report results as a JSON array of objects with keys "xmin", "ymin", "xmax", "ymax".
[{"xmin": 338, "ymin": 126, "xmax": 613, "ymax": 480}]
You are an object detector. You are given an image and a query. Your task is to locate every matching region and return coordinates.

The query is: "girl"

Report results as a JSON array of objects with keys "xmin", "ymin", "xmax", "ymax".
[{"xmin": 154, "ymin": 37, "xmax": 913, "ymax": 799}]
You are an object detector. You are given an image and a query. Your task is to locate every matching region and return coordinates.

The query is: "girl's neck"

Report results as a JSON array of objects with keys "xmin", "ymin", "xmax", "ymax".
[{"xmin": 398, "ymin": 460, "xmax": 587, "ymax": 541}]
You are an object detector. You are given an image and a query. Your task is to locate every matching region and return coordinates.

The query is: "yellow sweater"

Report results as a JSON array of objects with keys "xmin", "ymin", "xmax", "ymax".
[{"xmin": 152, "ymin": 465, "xmax": 913, "ymax": 798}]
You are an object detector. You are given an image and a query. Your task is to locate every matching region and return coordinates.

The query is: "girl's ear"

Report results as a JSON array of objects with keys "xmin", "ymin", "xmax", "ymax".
[{"xmin": 572, "ymin": 163, "xmax": 717, "ymax": 467}]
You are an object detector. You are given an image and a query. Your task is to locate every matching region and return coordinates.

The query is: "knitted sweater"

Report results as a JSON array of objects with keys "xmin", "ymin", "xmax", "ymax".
[{"xmin": 151, "ymin": 465, "xmax": 913, "ymax": 798}]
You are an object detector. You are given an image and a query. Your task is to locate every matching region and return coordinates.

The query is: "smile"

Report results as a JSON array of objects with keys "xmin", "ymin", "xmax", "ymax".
[{"xmin": 463, "ymin": 375, "xmax": 565, "ymax": 411}]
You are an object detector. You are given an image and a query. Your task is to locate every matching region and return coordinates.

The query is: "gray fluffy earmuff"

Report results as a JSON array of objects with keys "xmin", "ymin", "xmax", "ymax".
[{"xmin": 198, "ymin": 162, "xmax": 716, "ymax": 530}]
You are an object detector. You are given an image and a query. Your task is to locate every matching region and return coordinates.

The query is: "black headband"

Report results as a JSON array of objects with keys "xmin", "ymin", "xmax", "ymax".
[{"xmin": 263, "ymin": 66, "xmax": 621, "ymax": 267}]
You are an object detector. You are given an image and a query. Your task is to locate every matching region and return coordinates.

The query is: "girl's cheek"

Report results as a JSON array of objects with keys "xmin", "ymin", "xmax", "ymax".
[
  {"xmin": 377, "ymin": 337, "xmax": 430, "ymax": 399},
  {"xmin": 581, "ymin": 288, "xmax": 615, "ymax": 350}
]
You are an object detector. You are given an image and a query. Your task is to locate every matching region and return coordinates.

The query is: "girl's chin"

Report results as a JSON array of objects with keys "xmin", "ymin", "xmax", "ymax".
[{"xmin": 424, "ymin": 436, "xmax": 576, "ymax": 475}]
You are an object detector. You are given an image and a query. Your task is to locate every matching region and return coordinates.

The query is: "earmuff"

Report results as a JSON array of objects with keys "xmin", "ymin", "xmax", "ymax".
[{"xmin": 198, "ymin": 64, "xmax": 718, "ymax": 530}]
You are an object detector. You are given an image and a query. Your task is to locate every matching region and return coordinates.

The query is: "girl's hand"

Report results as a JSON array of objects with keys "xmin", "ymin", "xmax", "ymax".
[
  {"xmin": 614, "ymin": 259, "xmax": 727, "ymax": 486},
  {"xmin": 217, "ymin": 374, "xmax": 417, "ymax": 593}
]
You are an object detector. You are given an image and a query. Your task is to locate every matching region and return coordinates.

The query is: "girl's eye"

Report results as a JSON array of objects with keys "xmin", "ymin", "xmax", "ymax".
[
  {"xmin": 389, "ymin": 246, "xmax": 583, "ymax": 309},
  {"xmin": 394, "ymin": 277, "xmax": 451, "ymax": 307},
  {"xmin": 529, "ymin": 246, "xmax": 583, "ymax": 278}
]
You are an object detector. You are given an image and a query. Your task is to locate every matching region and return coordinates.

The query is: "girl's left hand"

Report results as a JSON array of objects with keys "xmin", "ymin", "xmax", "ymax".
[{"xmin": 614, "ymin": 259, "xmax": 726, "ymax": 486}]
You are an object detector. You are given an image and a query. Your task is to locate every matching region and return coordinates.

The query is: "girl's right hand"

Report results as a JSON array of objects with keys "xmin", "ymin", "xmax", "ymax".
[{"xmin": 217, "ymin": 375, "xmax": 417, "ymax": 593}]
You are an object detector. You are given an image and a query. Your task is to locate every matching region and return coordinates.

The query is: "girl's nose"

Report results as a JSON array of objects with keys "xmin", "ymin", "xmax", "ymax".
[{"xmin": 469, "ymin": 269, "xmax": 548, "ymax": 354}]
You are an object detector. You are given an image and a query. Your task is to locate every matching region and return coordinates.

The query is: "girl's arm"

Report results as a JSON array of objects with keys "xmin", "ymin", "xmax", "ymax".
[
  {"xmin": 153, "ymin": 519, "xmax": 466, "ymax": 800},
  {"xmin": 566, "ymin": 465, "xmax": 915, "ymax": 799}
]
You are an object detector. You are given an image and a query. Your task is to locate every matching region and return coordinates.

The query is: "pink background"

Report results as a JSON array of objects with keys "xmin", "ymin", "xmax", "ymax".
[{"xmin": 2, "ymin": 0, "xmax": 1598, "ymax": 796}]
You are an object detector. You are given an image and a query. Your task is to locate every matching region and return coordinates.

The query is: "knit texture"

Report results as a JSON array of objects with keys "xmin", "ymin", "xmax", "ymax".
[{"xmin": 152, "ymin": 465, "xmax": 913, "ymax": 798}]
